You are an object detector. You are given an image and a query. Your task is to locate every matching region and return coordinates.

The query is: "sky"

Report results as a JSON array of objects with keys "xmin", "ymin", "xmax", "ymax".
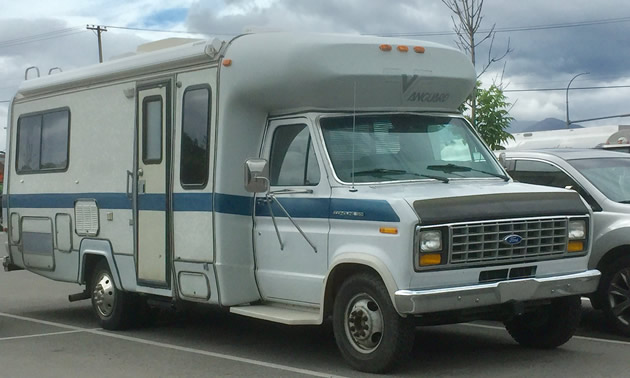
[{"xmin": 2, "ymin": 0, "xmax": 630, "ymax": 151}]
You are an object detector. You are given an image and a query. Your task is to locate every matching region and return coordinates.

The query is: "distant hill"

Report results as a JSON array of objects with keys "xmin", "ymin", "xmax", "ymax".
[{"xmin": 508, "ymin": 118, "xmax": 583, "ymax": 133}]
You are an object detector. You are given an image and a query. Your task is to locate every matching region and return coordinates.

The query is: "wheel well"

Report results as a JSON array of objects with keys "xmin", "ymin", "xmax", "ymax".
[
  {"xmin": 596, "ymin": 245, "xmax": 630, "ymax": 274},
  {"xmin": 323, "ymin": 263, "xmax": 380, "ymax": 318},
  {"xmin": 82, "ymin": 254, "xmax": 107, "ymax": 285}
]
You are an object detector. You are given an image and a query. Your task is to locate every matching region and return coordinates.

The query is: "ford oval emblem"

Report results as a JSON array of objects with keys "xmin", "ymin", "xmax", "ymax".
[{"xmin": 504, "ymin": 234, "xmax": 523, "ymax": 245}]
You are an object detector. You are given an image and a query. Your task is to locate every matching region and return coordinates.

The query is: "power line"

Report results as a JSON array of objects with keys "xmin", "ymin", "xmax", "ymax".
[
  {"xmin": 0, "ymin": 27, "xmax": 86, "ymax": 48},
  {"xmin": 104, "ymin": 25, "xmax": 235, "ymax": 36},
  {"xmin": 504, "ymin": 85, "xmax": 630, "ymax": 93},
  {"xmin": 376, "ymin": 15, "xmax": 630, "ymax": 37}
]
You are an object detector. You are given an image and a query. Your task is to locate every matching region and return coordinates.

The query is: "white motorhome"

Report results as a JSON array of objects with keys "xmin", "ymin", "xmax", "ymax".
[
  {"xmin": 505, "ymin": 125, "xmax": 630, "ymax": 150},
  {"xmin": 2, "ymin": 33, "xmax": 600, "ymax": 373}
]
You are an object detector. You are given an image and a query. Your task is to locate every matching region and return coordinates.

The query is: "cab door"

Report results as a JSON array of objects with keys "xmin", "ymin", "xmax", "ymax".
[
  {"xmin": 136, "ymin": 82, "xmax": 170, "ymax": 287},
  {"xmin": 253, "ymin": 118, "xmax": 330, "ymax": 304}
]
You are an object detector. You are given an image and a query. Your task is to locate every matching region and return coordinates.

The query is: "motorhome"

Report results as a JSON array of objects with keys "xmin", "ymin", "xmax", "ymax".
[
  {"xmin": 505, "ymin": 124, "xmax": 630, "ymax": 150},
  {"xmin": 2, "ymin": 33, "xmax": 600, "ymax": 373}
]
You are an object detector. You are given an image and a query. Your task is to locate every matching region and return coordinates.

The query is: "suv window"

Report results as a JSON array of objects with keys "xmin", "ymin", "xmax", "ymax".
[
  {"xmin": 508, "ymin": 159, "xmax": 599, "ymax": 209},
  {"xmin": 269, "ymin": 124, "xmax": 320, "ymax": 186},
  {"xmin": 509, "ymin": 160, "xmax": 579, "ymax": 188}
]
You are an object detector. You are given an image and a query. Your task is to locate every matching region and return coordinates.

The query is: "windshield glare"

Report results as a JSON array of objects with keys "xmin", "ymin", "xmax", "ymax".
[
  {"xmin": 568, "ymin": 158, "xmax": 630, "ymax": 203},
  {"xmin": 319, "ymin": 114, "xmax": 504, "ymax": 183}
]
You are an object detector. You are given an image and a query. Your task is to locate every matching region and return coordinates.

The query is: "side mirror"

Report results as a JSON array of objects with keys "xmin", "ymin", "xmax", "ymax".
[{"xmin": 244, "ymin": 158, "xmax": 269, "ymax": 193}]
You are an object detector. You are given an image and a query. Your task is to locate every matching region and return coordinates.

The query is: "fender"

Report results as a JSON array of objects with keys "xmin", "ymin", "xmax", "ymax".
[
  {"xmin": 78, "ymin": 239, "xmax": 124, "ymax": 290},
  {"xmin": 321, "ymin": 252, "xmax": 401, "ymax": 316}
]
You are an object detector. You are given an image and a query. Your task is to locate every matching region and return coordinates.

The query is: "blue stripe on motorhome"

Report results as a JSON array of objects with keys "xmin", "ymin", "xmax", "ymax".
[
  {"xmin": 5, "ymin": 193, "xmax": 399, "ymax": 222},
  {"xmin": 330, "ymin": 198, "xmax": 400, "ymax": 222},
  {"xmin": 255, "ymin": 197, "xmax": 399, "ymax": 222},
  {"xmin": 138, "ymin": 194, "xmax": 166, "ymax": 211},
  {"xmin": 214, "ymin": 193, "xmax": 253, "ymax": 216},
  {"xmin": 173, "ymin": 193, "xmax": 213, "ymax": 211}
]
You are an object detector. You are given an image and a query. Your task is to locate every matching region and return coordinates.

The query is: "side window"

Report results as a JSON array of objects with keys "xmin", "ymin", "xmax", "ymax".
[
  {"xmin": 269, "ymin": 124, "xmax": 320, "ymax": 186},
  {"xmin": 180, "ymin": 87, "xmax": 211, "ymax": 188},
  {"xmin": 510, "ymin": 160, "xmax": 579, "ymax": 189},
  {"xmin": 17, "ymin": 108, "xmax": 70, "ymax": 173},
  {"xmin": 142, "ymin": 96, "xmax": 163, "ymax": 164}
]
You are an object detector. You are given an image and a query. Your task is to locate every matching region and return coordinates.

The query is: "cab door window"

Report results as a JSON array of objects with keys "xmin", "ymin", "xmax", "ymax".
[{"xmin": 269, "ymin": 124, "xmax": 320, "ymax": 186}]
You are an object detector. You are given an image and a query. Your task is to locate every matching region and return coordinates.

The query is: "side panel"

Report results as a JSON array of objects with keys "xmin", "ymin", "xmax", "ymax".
[{"xmin": 6, "ymin": 83, "xmax": 136, "ymax": 283}]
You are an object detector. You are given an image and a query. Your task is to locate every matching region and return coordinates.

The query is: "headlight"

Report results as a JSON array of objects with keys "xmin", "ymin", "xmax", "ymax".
[
  {"xmin": 420, "ymin": 230, "xmax": 442, "ymax": 252},
  {"xmin": 568, "ymin": 220, "xmax": 586, "ymax": 240}
]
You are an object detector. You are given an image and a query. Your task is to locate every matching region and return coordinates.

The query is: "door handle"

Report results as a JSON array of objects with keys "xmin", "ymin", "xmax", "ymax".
[
  {"xmin": 137, "ymin": 168, "xmax": 144, "ymax": 177},
  {"xmin": 126, "ymin": 170, "xmax": 133, "ymax": 200}
]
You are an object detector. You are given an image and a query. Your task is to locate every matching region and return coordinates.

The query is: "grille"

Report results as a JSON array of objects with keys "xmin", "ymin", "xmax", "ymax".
[{"xmin": 450, "ymin": 218, "xmax": 568, "ymax": 265}]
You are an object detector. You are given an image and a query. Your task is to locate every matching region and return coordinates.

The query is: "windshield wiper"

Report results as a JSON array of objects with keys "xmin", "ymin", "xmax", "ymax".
[
  {"xmin": 354, "ymin": 168, "xmax": 408, "ymax": 176},
  {"xmin": 353, "ymin": 168, "xmax": 449, "ymax": 183},
  {"xmin": 419, "ymin": 174, "xmax": 449, "ymax": 183},
  {"xmin": 619, "ymin": 200, "xmax": 630, "ymax": 204},
  {"xmin": 427, "ymin": 163, "xmax": 509, "ymax": 181}
]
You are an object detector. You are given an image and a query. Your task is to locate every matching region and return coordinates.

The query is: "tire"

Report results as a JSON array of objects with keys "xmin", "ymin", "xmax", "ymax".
[
  {"xmin": 332, "ymin": 272, "xmax": 415, "ymax": 373},
  {"xmin": 90, "ymin": 260, "xmax": 135, "ymax": 330},
  {"xmin": 598, "ymin": 256, "xmax": 630, "ymax": 336},
  {"xmin": 505, "ymin": 295, "xmax": 581, "ymax": 348}
]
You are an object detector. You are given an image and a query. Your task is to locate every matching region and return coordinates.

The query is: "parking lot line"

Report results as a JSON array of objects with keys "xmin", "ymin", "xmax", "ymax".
[
  {"xmin": 0, "ymin": 312, "xmax": 346, "ymax": 378},
  {"xmin": 460, "ymin": 322, "xmax": 630, "ymax": 346},
  {"xmin": 0, "ymin": 329, "xmax": 86, "ymax": 341}
]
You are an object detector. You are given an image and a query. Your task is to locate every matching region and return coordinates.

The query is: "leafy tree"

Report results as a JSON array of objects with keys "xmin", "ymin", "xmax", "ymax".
[{"xmin": 462, "ymin": 82, "xmax": 514, "ymax": 150}]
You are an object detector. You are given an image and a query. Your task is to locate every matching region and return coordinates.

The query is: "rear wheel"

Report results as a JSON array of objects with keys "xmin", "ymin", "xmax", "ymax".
[
  {"xmin": 90, "ymin": 260, "xmax": 135, "ymax": 330},
  {"xmin": 599, "ymin": 256, "xmax": 630, "ymax": 336},
  {"xmin": 332, "ymin": 272, "xmax": 414, "ymax": 373},
  {"xmin": 505, "ymin": 295, "xmax": 581, "ymax": 348}
]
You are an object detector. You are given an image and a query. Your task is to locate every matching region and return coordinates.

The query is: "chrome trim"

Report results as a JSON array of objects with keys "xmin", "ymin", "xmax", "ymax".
[{"xmin": 395, "ymin": 269, "xmax": 600, "ymax": 314}]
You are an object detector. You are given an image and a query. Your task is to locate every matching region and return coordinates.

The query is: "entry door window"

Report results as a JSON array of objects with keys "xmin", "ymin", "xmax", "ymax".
[
  {"xmin": 142, "ymin": 96, "xmax": 163, "ymax": 164},
  {"xmin": 269, "ymin": 124, "xmax": 320, "ymax": 186}
]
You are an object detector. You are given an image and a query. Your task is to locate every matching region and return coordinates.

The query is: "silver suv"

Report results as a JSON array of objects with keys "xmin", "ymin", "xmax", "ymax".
[{"xmin": 501, "ymin": 149, "xmax": 630, "ymax": 335}]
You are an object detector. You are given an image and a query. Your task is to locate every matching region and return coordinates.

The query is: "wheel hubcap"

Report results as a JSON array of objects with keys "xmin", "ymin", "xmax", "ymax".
[
  {"xmin": 344, "ymin": 293, "xmax": 384, "ymax": 353},
  {"xmin": 93, "ymin": 272, "xmax": 115, "ymax": 318},
  {"xmin": 608, "ymin": 268, "xmax": 630, "ymax": 326}
]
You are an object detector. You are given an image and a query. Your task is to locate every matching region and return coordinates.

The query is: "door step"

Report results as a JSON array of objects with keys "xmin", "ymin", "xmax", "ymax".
[{"xmin": 230, "ymin": 304, "xmax": 321, "ymax": 325}]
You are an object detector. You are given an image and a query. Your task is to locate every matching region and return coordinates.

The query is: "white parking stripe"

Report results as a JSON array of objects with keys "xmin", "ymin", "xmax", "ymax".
[
  {"xmin": 460, "ymin": 322, "xmax": 630, "ymax": 346},
  {"xmin": 0, "ymin": 312, "xmax": 346, "ymax": 378},
  {"xmin": 0, "ymin": 329, "xmax": 86, "ymax": 341}
]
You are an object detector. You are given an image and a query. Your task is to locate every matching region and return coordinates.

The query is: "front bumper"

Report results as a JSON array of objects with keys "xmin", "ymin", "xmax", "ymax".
[{"xmin": 395, "ymin": 269, "xmax": 600, "ymax": 314}]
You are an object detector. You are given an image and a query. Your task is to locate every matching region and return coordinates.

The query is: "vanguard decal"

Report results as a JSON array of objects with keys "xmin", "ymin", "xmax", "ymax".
[{"xmin": 402, "ymin": 74, "xmax": 450, "ymax": 103}]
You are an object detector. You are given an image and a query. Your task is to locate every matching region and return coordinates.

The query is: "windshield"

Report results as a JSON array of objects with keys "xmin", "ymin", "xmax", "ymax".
[
  {"xmin": 319, "ymin": 114, "xmax": 505, "ymax": 183},
  {"xmin": 568, "ymin": 158, "xmax": 630, "ymax": 203}
]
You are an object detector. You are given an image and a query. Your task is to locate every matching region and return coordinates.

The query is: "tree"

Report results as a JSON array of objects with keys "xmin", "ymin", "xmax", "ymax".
[
  {"xmin": 441, "ymin": 0, "xmax": 512, "ymax": 126},
  {"xmin": 463, "ymin": 82, "xmax": 514, "ymax": 150}
]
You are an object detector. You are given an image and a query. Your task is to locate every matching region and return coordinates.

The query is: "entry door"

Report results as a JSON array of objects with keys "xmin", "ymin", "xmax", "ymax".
[
  {"xmin": 136, "ymin": 84, "xmax": 170, "ymax": 286},
  {"xmin": 254, "ymin": 119, "xmax": 330, "ymax": 305}
]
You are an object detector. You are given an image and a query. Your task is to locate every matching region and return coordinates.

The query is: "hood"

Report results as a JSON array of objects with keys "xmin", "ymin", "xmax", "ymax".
[{"xmin": 345, "ymin": 180, "xmax": 590, "ymax": 225}]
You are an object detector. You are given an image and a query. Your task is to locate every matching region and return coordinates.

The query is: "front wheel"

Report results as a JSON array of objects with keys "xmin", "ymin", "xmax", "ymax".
[
  {"xmin": 505, "ymin": 295, "xmax": 581, "ymax": 348},
  {"xmin": 332, "ymin": 272, "xmax": 414, "ymax": 373}
]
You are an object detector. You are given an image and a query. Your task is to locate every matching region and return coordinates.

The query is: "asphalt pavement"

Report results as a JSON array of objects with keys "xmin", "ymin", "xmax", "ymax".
[{"xmin": 2, "ymin": 233, "xmax": 630, "ymax": 377}]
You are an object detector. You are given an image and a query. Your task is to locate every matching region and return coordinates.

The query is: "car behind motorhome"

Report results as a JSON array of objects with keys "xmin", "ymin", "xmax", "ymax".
[
  {"xmin": 2, "ymin": 33, "xmax": 600, "ymax": 372},
  {"xmin": 501, "ymin": 148, "xmax": 630, "ymax": 335}
]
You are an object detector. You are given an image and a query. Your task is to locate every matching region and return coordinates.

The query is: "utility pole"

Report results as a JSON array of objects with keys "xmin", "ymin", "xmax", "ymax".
[{"xmin": 86, "ymin": 25, "xmax": 107, "ymax": 63}]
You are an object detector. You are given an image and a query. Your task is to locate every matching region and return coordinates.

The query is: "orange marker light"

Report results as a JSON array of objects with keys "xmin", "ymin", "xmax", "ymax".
[
  {"xmin": 420, "ymin": 253, "xmax": 442, "ymax": 266},
  {"xmin": 568, "ymin": 240, "xmax": 584, "ymax": 252},
  {"xmin": 379, "ymin": 44, "xmax": 392, "ymax": 52},
  {"xmin": 397, "ymin": 45, "xmax": 409, "ymax": 52},
  {"xmin": 222, "ymin": 59, "xmax": 232, "ymax": 67},
  {"xmin": 379, "ymin": 227, "xmax": 398, "ymax": 235},
  {"xmin": 414, "ymin": 46, "xmax": 426, "ymax": 53}
]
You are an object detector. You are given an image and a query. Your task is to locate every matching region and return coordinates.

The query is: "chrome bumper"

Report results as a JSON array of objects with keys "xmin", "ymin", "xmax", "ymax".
[{"xmin": 394, "ymin": 269, "xmax": 600, "ymax": 314}]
